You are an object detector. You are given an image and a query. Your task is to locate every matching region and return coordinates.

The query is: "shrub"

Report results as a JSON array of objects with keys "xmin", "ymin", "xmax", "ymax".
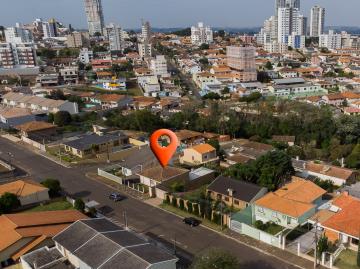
[
  {"xmin": 164, "ymin": 195, "xmax": 170, "ymax": 204},
  {"xmin": 0, "ymin": 193, "xmax": 20, "ymax": 213},
  {"xmin": 171, "ymin": 197, "xmax": 177, "ymax": 207},
  {"xmin": 74, "ymin": 198, "xmax": 85, "ymax": 212},
  {"xmin": 193, "ymin": 203, "xmax": 200, "ymax": 216},
  {"xmin": 41, "ymin": 178, "xmax": 61, "ymax": 197},
  {"xmin": 187, "ymin": 201, "xmax": 193, "ymax": 214},
  {"xmin": 179, "ymin": 199, "xmax": 185, "ymax": 210}
]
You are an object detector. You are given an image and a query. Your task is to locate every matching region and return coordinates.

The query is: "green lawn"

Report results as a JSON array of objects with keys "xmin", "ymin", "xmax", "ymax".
[
  {"xmin": 181, "ymin": 186, "xmax": 207, "ymax": 202},
  {"xmin": 263, "ymin": 223, "xmax": 284, "ymax": 235},
  {"xmin": 26, "ymin": 200, "xmax": 73, "ymax": 212},
  {"xmin": 335, "ymin": 249, "xmax": 360, "ymax": 269},
  {"xmin": 160, "ymin": 203, "xmax": 225, "ymax": 232}
]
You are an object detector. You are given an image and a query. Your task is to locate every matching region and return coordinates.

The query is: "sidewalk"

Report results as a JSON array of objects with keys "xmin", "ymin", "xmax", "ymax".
[{"xmin": 89, "ymin": 172, "xmax": 327, "ymax": 269}]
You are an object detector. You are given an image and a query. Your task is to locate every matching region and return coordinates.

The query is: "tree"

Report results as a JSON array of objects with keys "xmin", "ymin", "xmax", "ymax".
[
  {"xmin": 221, "ymin": 87, "xmax": 230, "ymax": 95},
  {"xmin": 208, "ymin": 139, "xmax": 220, "ymax": 153},
  {"xmin": 0, "ymin": 193, "xmax": 20, "ymax": 213},
  {"xmin": 191, "ymin": 248, "xmax": 240, "ymax": 269},
  {"xmin": 202, "ymin": 92, "xmax": 221, "ymax": 100},
  {"xmin": 41, "ymin": 178, "xmax": 61, "ymax": 197},
  {"xmin": 187, "ymin": 201, "xmax": 193, "ymax": 214},
  {"xmin": 164, "ymin": 195, "xmax": 170, "ymax": 204},
  {"xmin": 54, "ymin": 111, "xmax": 72, "ymax": 127},
  {"xmin": 199, "ymin": 57, "xmax": 209, "ymax": 65},
  {"xmin": 179, "ymin": 199, "xmax": 185, "ymax": 210},
  {"xmin": 346, "ymin": 144, "xmax": 360, "ymax": 169},
  {"xmin": 265, "ymin": 61, "xmax": 273, "ymax": 70},
  {"xmin": 74, "ymin": 198, "xmax": 85, "ymax": 212},
  {"xmin": 199, "ymin": 43, "xmax": 210, "ymax": 50},
  {"xmin": 317, "ymin": 235, "xmax": 329, "ymax": 259}
]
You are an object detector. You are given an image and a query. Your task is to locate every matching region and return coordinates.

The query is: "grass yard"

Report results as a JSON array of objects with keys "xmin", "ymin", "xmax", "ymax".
[
  {"xmin": 181, "ymin": 186, "xmax": 207, "ymax": 202},
  {"xmin": 127, "ymin": 86, "xmax": 143, "ymax": 96},
  {"xmin": 26, "ymin": 200, "xmax": 73, "ymax": 212},
  {"xmin": 263, "ymin": 223, "xmax": 284, "ymax": 235},
  {"xmin": 335, "ymin": 249, "xmax": 360, "ymax": 269},
  {"xmin": 160, "ymin": 203, "xmax": 225, "ymax": 232}
]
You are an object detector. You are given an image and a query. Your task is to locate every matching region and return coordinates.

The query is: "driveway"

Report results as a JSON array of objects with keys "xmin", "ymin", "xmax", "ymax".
[{"xmin": 287, "ymin": 228, "xmax": 316, "ymax": 254}]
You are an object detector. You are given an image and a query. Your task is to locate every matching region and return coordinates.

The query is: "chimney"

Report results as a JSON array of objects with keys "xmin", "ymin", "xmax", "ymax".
[
  {"xmin": 341, "ymin": 157, "xmax": 345, "ymax": 168},
  {"xmin": 227, "ymin": 188, "xmax": 233, "ymax": 197},
  {"xmin": 296, "ymin": 156, "xmax": 299, "ymax": 161}
]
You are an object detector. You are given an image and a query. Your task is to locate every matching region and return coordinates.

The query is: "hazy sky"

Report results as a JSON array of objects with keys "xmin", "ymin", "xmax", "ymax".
[{"xmin": 1, "ymin": 0, "xmax": 359, "ymax": 29}]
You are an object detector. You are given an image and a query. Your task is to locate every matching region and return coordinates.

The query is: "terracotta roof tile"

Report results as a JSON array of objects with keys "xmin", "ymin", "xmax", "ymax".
[
  {"xmin": 15, "ymin": 121, "xmax": 56, "ymax": 132},
  {"xmin": 0, "ymin": 179, "xmax": 48, "ymax": 197},
  {"xmin": 190, "ymin": 143, "xmax": 216, "ymax": 154},
  {"xmin": 138, "ymin": 166, "xmax": 188, "ymax": 182}
]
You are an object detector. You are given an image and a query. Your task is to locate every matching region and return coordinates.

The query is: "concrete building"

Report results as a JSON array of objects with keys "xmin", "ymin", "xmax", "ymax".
[
  {"xmin": 141, "ymin": 20, "xmax": 151, "ymax": 42},
  {"xmin": 277, "ymin": 6, "xmax": 302, "ymax": 43},
  {"xmin": 150, "ymin": 55, "xmax": 168, "ymax": 77},
  {"xmin": 42, "ymin": 18, "xmax": 58, "ymax": 39},
  {"xmin": 106, "ymin": 23, "xmax": 124, "ymax": 52},
  {"xmin": 138, "ymin": 42, "xmax": 152, "ymax": 59},
  {"xmin": 0, "ymin": 42, "xmax": 36, "ymax": 69},
  {"xmin": 319, "ymin": 30, "xmax": 342, "ymax": 50},
  {"xmin": 66, "ymin": 32, "xmax": 90, "ymax": 48},
  {"xmin": 84, "ymin": 0, "xmax": 105, "ymax": 35},
  {"xmin": 60, "ymin": 67, "xmax": 79, "ymax": 84},
  {"xmin": 191, "ymin": 22, "xmax": 213, "ymax": 45},
  {"xmin": 310, "ymin": 5, "xmax": 325, "ymax": 37},
  {"xmin": 4, "ymin": 24, "xmax": 33, "ymax": 44},
  {"xmin": 79, "ymin": 48, "xmax": 93, "ymax": 64},
  {"xmin": 226, "ymin": 46, "xmax": 257, "ymax": 82},
  {"xmin": 276, "ymin": 0, "xmax": 300, "ymax": 11},
  {"xmin": 180, "ymin": 143, "xmax": 218, "ymax": 166},
  {"xmin": 2, "ymin": 92, "xmax": 79, "ymax": 115}
]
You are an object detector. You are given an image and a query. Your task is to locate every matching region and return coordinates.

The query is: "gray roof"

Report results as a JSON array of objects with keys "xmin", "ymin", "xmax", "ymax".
[
  {"xmin": 273, "ymin": 78, "xmax": 306, "ymax": 85},
  {"xmin": 53, "ymin": 218, "xmax": 177, "ymax": 269},
  {"xmin": 207, "ymin": 176, "xmax": 267, "ymax": 202},
  {"xmin": 63, "ymin": 133, "xmax": 126, "ymax": 151},
  {"xmin": 117, "ymin": 146, "xmax": 157, "ymax": 169}
]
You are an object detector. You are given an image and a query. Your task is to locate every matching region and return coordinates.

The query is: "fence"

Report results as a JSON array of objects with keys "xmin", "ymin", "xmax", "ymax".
[
  {"xmin": 98, "ymin": 166, "xmax": 124, "ymax": 185},
  {"xmin": 230, "ymin": 220, "xmax": 282, "ymax": 248},
  {"xmin": 21, "ymin": 136, "xmax": 46, "ymax": 152}
]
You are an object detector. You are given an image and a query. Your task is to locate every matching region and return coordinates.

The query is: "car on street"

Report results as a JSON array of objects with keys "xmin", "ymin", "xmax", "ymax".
[
  {"xmin": 109, "ymin": 193, "xmax": 125, "ymax": 202},
  {"xmin": 183, "ymin": 217, "xmax": 201, "ymax": 227}
]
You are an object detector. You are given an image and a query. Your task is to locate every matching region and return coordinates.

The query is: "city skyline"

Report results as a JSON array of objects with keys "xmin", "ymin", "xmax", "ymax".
[{"xmin": 0, "ymin": 0, "xmax": 359, "ymax": 29}]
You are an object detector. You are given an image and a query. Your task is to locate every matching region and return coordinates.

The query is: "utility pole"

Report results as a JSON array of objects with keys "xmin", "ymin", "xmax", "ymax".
[
  {"xmin": 220, "ymin": 202, "xmax": 223, "ymax": 231},
  {"xmin": 314, "ymin": 218, "xmax": 319, "ymax": 269},
  {"xmin": 59, "ymin": 147, "xmax": 62, "ymax": 164},
  {"xmin": 123, "ymin": 211, "xmax": 128, "ymax": 229}
]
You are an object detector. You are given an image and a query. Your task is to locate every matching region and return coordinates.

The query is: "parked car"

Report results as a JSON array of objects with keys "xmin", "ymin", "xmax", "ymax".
[
  {"xmin": 183, "ymin": 217, "xmax": 201, "ymax": 227},
  {"xmin": 109, "ymin": 193, "xmax": 125, "ymax": 202}
]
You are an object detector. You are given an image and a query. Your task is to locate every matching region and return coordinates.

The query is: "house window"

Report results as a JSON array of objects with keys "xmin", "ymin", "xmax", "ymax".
[
  {"xmin": 224, "ymin": 197, "xmax": 229, "ymax": 202},
  {"xmin": 272, "ymin": 212, "xmax": 278, "ymax": 218},
  {"xmin": 258, "ymin": 207, "xmax": 264, "ymax": 213},
  {"xmin": 216, "ymin": 194, "xmax": 222, "ymax": 200},
  {"xmin": 234, "ymin": 200, "xmax": 239, "ymax": 205}
]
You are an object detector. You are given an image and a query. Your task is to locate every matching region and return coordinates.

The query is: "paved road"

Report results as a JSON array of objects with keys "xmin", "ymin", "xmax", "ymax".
[{"xmin": 0, "ymin": 137, "xmax": 300, "ymax": 269}]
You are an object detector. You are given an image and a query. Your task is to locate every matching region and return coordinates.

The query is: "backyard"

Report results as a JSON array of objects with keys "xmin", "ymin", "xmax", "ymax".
[{"xmin": 335, "ymin": 249, "xmax": 360, "ymax": 269}]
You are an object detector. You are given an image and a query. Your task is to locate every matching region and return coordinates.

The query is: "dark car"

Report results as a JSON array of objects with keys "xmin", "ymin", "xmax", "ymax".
[
  {"xmin": 109, "ymin": 193, "xmax": 125, "ymax": 202},
  {"xmin": 183, "ymin": 217, "xmax": 201, "ymax": 227}
]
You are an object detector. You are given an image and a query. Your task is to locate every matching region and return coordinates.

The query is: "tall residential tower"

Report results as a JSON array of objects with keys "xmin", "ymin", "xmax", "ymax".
[
  {"xmin": 84, "ymin": 0, "xmax": 105, "ymax": 35},
  {"xmin": 310, "ymin": 6, "xmax": 325, "ymax": 37}
]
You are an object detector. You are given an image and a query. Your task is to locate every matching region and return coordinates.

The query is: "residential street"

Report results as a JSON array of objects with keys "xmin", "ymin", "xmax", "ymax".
[{"xmin": 0, "ymin": 137, "xmax": 302, "ymax": 269}]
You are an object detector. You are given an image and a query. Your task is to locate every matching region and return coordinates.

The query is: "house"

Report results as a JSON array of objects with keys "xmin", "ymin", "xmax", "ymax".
[
  {"xmin": 0, "ymin": 210, "xmax": 86, "ymax": 268},
  {"xmin": 138, "ymin": 166, "xmax": 189, "ymax": 197},
  {"xmin": 0, "ymin": 179, "xmax": 49, "ymax": 206},
  {"xmin": 180, "ymin": 143, "xmax": 218, "ymax": 166},
  {"xmin": 207, "ymin": 176, "xmax": 267, "ymax": 210},
  {"xmin": 318, "ymin": 193, "xmax": 360, "ymax": 248},
  {"xmin": 15, "ymin": 121, "xmax": 57, "ymax": 139},
  {"xmin": 294, "ymin": 160, "xmax": 357, "ymax": 186},
  {"xmin": 254, "ymin": 177, "xmax": 326, "ymax": 228},
  {"xmin": 62, "ymin": 132, "xmax": 129, "ymax": 158},
  {"xmin": 272, "ymin": 135, "xmax": 295, "ymax": 146},
  {"xmin": 2, "ymin": 92, "xmax": 79, "ymax": 115},
  {"xmin": 0, "ymin": 107, "xmax": 47, "ymax": 128},
  {"xmin": 29, "ymin": 218, "xmax": 177, "ymax": 269},
  {"xmin": 97, "ymin": 94, "xmax": 133, "ymax": 110},
  {"xmin": 175, "ymin": 129, "xmax": 205, "ymax": 147}
]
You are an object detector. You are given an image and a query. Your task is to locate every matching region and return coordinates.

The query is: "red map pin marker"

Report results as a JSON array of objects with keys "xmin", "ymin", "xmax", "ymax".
[{"xmin": 150, "ymin": 129, "xmax": 178, "ymax": 167}]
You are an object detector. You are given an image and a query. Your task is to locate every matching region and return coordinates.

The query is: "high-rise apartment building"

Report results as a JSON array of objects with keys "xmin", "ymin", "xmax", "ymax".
[
  {"xmin": 277, "ymin": 7, "xmax": 301, "ymax": 43},
  {"xmin": 138, "ymin": 21, "xmax": 152, "ymax": 58},
  {"xmin": 226, "ymin": 46, "xmax": 257, "ymax": 82},
  {"xmin": 138, "ymin": 42, "xmax": 152, "ymax": 59},
  {"xmin": 66, "ymin": 32, "xmax": 90, "ymax": 48},
  {"xmin": 84, "ymin": 0, "xmax": 105, "ymax": 35},
  {"xmin": 0, "ymin": 43, "xmax": 36, "ymax": 68},
  {"xmin": 319, "ymin": 30, "xmax": 341, "ymax": 50},
  {"xmin": 42, "ymin": 18, "xmax": 58, "ymax": 39},
  {"xmin": 150, "ymin": 55, "xmax": 168, "ymax": 77},
  {"xmin": 191, "ymin": 22, "xmax": 213, "ymax": 45},
  {"xmin": 310, "ymin": 6, "xmax": 325, "ymax": 37},
  {"xmin": 141, "ymin": 21, "xmax": 151, "ymax": 42},
  {"xmin": 276, "ymin": 0, "xmax": 300, "ymax": 10},
  {"xmin": 106, "ymin": 24, "xmax": 124, "ymax": 51},
  {"xmin": 5, "ymin": 24, "xmax": 34, "ymax": 44}
]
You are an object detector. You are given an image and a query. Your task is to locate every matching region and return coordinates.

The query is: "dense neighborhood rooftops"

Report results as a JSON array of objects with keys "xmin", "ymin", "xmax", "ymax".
[
  {"xmin": 98, "ymin": 94, "xmax": 130, "ymax": 103},
  {"xmin": 175, "ymin": 129, "xmax": 203, "ymax": 141},
  {"xmin": 0, "ymin": 107, "xmax": 34, "ymax": 118},
  {"xmin": 138, "ymin": 166, "xmax": 189, "ymax": 182},
  {"xmin": 207, "ymin": 176, "xmax": 266, "ymax": 203},
  {"xmin": 53, "ymin": 218, "xmax": 177, "ymax": 269},
  {"xmin": 2, "ymin": 92, "xmax": 68, "ymax": 108},
  {"xmin": 15, "ymin": 121, "xmax": 56, "ymax": 132},
  {"xmin": 305, "ymin": 162, "xmax": 355, "ymax": 181},
  {"xmin": 0, "ymin": 179, "xmax": 48, "ymax": 197}
]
